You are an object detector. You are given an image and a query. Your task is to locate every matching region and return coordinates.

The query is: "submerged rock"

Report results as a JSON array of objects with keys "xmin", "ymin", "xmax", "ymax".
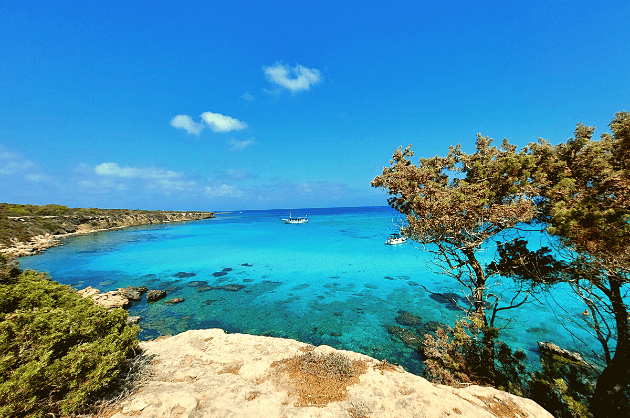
[
  {"xmin": 429, "ymin": 292, "xmax": 469, "ymax": 311},
  {"xmin": 187, "ymin": 281, "xmax": 209, "ymax": 287},
  {"xmin": 387, "ymin": 325, "xmax": 424, "ymax": 348},
  {"xmin": 146, "ymin": 290, "xmax": 167, "ymax": 302},
  {"xmin": 538, "ymin": 341, "xmax": 585, "ymax": 364},
  {"xmin": 200, "ymin": 284, "xmax": 246, "ymax": 292},
  {"xmin": 221, "ymin": 284, "xmax": 245, "ymax": 291},
  {"xmin": 164, "ymin": 297, "xmax": 185, "ymax": 304},
  {"xmin": 395, "ymin": 310, "xmax": 423, "ymax": 326},
  {"xmin": 174, "ymin": 272, "xmax": 196, "ymax": 278},
  {"xmin": 417, "ymin": 321, "xmax": 449, "ymax": 337}
]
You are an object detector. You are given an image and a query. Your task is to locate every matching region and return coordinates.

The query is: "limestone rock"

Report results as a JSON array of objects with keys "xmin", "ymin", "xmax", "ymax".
[
  {"xmin": 119, "ymin": 286, "xmax": 148, "ymax": 301},
  {"xmin": 127, "ymin": 316, "xmax": 141, "ymax": 325},
  {"xmin": 104, "ymin": 329, "xmax": 553, "ymax": 418},
  {"xmin": 538, "ymin": 341, "xmax": 585, "ymax": 364},
  {"xmin": 78, "ymin": 286, "xmax": 100, "ymax": 298},
  {"xmin": 78, "ymin": 286, "xmax": 130, "ymax": 310},
  {"xmin": 146, "ymin": 290, "xmax": 167, "ymax": 302}
]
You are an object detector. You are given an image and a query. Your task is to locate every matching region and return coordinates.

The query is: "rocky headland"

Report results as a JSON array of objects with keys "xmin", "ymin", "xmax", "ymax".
[
  {"xmin": 0, "ymin": 203, "xmax": 214, "ymax": 257},
  {"xmin": 99, "ymin": 329, "xmax": 553, "ymax": 418}
]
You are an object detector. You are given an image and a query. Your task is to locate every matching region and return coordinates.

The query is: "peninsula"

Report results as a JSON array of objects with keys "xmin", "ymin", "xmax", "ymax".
[{"xmin": 0, "ymin": 203, "xmax": 214, "ymax": 257}]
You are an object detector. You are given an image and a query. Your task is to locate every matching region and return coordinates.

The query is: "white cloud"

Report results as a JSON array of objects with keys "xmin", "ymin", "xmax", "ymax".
[
  {"xmin": 263, "ymin": 63, "xmax": 322, "ymax": 93},
  {"xmin": 95, "ymin": 163, "xmax": 182, "ymax": 179},
  {"xmin": 170, "ymin": 115, "xmax": 205, "ymax": 135},
  {"xmin": 0, "ymin": 148, "xmax": 37, "ymax": 175},
  {"xmin": 92, "ymin": 162, "xmax": 197, "ymax": 194},
  {"xmin": 228, "ymin": 138, "xmax": 255, "ymax": 151},
  {"xmin": 200, "ymin": 112, "xmax": 248, "ymax": 133},
  {"xmin": 213, "ymin": 169, "xmax": 257, "ymax": 182},
  {"xmin": 241, "ymin": 92, "xmax": 254, "ymax": 101},
  {"xmin": 205, "ymin": 184, "xmax": 243, "ymax": 198},
  {"xmin": 24, "ymin": 174, "xmax": 49, "ymax": 182}
]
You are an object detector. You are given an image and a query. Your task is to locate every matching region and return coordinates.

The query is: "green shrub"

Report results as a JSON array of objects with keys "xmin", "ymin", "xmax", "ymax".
[{"xmin": 0, "ymin": 267, "xmax": 139, "ymax": 418}]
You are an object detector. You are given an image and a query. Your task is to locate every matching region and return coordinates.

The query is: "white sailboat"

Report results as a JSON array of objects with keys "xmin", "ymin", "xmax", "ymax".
[{"xmin": 282, "ymin": 208, "xmax": 308, "ymax": 224}]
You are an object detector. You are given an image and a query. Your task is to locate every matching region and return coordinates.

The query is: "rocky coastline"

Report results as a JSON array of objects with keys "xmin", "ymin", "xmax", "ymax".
[
  {"xmin": 0, "ymin": 207, "xmax": 214, "ymax": 257},
  {"xmin": 97, "ymin": 328, "xmax": 553, "ymax": 418}
]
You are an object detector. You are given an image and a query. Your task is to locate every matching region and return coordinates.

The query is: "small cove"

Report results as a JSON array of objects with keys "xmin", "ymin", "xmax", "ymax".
[{"xmin": 18, "ymin": 206, "xmax": 607, "ymax": 375}]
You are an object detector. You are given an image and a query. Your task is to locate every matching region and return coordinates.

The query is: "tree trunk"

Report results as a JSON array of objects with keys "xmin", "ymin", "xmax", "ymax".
[
  {"xmin": 462, "ymin": 248, "xmax": 496, "ymax": 377},
  {"xmin": 590, "ymin": 279, "xmax": 630, "ymax": 417},
  {"xmin": 463, "ymin": 248, "xmax": 487, "ymax": 323}
]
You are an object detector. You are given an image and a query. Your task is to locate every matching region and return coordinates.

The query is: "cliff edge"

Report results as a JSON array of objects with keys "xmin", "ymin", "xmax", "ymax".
[{"xmin": 102, "ymin": 329, "xmax": 552, "ymax": 418}]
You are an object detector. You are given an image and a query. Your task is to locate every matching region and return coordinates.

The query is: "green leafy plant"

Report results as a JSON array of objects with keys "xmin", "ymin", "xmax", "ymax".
[{"xmin": 0, "ymin": 262, "xmax": 139, "ymax": 418}]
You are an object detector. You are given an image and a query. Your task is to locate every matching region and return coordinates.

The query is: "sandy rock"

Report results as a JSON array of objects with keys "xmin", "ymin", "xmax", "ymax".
[
  {"xmin": 78, "ymin": 286, "xmax": 130, "ymax": 310},
  {"xmin": 103, "ymin": 329, "xmax": 552, "ymax": 418},
  {"xmin": 78, "ymin": 286, "xmax": 100, "ymax": 298},
  {"xmin": 0, "ymin": 234, "xmax": 61, "ymax": 257}
]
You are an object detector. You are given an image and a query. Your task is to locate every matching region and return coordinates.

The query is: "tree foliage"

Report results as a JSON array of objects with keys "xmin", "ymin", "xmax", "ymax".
[
  {"xmin": 371, "ymin": 136, "xmax": 537, "ymax": 320},
  {"xmin": 0, "ymin": 257, "xmax": 139, "ymax": 418},
  {"xmin": 526, "ymin": 112, "xmax": 630, "ymax": 417},
  {"xmin": 373, "ymin": 112, "xmax": 630, "ymax": 416},
  {"xmin": 371, "ymin": 135, "xmax": 538, "ymax": 374}
]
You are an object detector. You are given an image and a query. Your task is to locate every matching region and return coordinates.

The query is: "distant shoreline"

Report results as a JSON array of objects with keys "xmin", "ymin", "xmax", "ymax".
[{"xmin": 0, "ymin": 204, "xmax": 214, "ymax": 257}]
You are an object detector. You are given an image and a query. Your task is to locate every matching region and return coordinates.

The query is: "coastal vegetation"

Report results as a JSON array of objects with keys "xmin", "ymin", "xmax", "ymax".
[
  {"xmin": 372, "ymin": 111, "xmax": 630, "ymax": 417},
  {"xmin": 0, "ymin": 253, "xmax": 140, "ymax": 418},
  {"xmin": 0, "ymin": 203, "xmax": 214, "ymax": 254}
]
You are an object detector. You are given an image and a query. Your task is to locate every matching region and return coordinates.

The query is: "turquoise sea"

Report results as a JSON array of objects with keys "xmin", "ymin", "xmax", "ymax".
[{"xmin": 18, "ymin": 206, "xmax": 604, "ymax": 374}]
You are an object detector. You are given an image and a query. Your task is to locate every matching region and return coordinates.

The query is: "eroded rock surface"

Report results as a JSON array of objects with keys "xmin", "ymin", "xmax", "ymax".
[
  {"xmin": 78, "ymin": 286, "xmax": 130, "ymax": 310},
  {"xmin": 102, "ymin": 329, "xmax": 552, "ymax": 418},
  {"xmin": 146, "ymin": 289, "xmax": 167, "ymax": 302}
]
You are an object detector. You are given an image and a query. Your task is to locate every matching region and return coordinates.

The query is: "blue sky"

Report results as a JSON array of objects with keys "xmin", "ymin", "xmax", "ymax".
[{"xmin": 1, "ymin": 1, "xmax": 629, "ymax": 211}]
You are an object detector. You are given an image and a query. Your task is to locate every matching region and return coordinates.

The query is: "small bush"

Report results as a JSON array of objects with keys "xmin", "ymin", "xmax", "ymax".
[{"xmin": 0, "ymin": 266, "xmax": 139, "ymax": 418}]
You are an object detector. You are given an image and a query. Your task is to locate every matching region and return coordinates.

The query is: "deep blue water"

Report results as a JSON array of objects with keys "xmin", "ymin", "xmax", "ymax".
[{"xmin": 18, "ymin": 206, "xmax": 604, "ymax": 374}]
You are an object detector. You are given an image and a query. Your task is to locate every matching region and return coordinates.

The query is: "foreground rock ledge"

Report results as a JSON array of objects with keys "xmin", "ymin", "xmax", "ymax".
[{"xmin": 102, "ymin": 329, "xmax": 552, "ymax": 418}]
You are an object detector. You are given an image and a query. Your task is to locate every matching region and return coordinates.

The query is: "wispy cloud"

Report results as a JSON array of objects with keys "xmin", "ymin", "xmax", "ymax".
[
  {"xmin": 241, "ymin": 92, "xmax": 254, "ymax": 101},
  {"xmin": 0, "ymin": 146, "xmax": 49, "ymax": 182},
  {"xmin": 200, "ymin": 112, "xmax": 248, "ymax": 133},
  {"xmin": 170, "ymin": 115, "xmax": 205, "ymax": 135},
  {"xmin": 263, "ymin": 62, "xmax": 322, "ymax": 93},
  {"xmin": 228, "ymin": 138, "xmax": 255, "ymax": 151},
  {"xmin": 213, "ymin": 169, "xmax": 258, "ymax": 182},
  {"xmin": 93, "ymin": 162, "xmax": 197, "ymax": 194},
  {"xmin": 205, "ymin": 184, "xmax": 243, "ymax": 198},
  {"xmin": 95, "ymin": 163, "xmax": 182, "ymax": 179}
]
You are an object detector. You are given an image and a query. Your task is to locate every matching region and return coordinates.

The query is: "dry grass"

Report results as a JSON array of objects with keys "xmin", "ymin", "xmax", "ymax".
[
  {"xmin": 79, "ymin": 353, "xmax": 155, "ymax": 417},
  {"xmin": 474, "ymin": 395, "xmax": 527, "ymax": 418},
  {"xmin": 246, "ymin": 391, "xmax": 261, "ymax": 401},
  {"xmin": 373, "ymin": 359, "xmax": 399, "ymax": 375},
  {"xmin": 218, "ymin": 363, "xmax": 243, "ymax": 375},
  {"xmin": 272, "ymin": 351, "xmax": 368, "ymax": 407},
  {"xmin": 348, "ymin": 401, "xmax": 371, "ymax": 418}
]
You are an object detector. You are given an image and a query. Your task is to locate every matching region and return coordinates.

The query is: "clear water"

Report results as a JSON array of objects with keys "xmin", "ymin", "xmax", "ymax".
[{"xmin": 18, "ymin": 206, "xmax": 606, "ymax": 374}]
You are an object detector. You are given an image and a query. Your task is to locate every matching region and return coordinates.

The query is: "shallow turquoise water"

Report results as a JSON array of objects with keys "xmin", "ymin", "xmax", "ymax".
[{"xmin": 18, "ymin": 206, "xmax": 604, "ymax": 374}]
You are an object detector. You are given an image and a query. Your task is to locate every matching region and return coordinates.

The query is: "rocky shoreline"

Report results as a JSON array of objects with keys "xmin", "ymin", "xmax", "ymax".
[
  {"xmin": 97, "ymin": 329, "xmax": 553, "ymax": 418},
  {"xmin": 0, "ymin": 209, "xmax": 214, "ymax": 257}
]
